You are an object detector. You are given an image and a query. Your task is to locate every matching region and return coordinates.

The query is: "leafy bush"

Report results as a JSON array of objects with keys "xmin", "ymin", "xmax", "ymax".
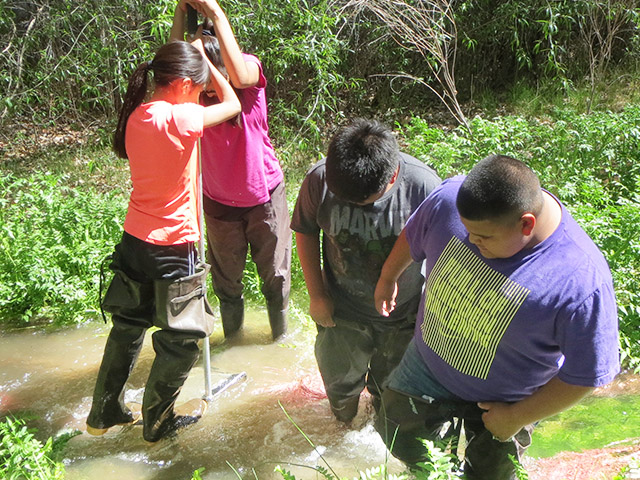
[
  {"xmin": 1, "ymin": 0, "xmax": 177, "ymax": 121},
  {"xmin": 0, "ymin": 172, "xmax": 125, "ymax": 325},
  {"xmin": 0, "ymin": 0, "xmax": 354, "ymax": 154},
  {"xmin": 402, "ymin": 106, "xmax": 640, "ymax": 369},
  {"xmin": 5, "ymin": 0, "xmax": 638, "ymax": 141},
  {"xmin": 0, "ymin": 417, "xmax": 65, "ymax": 480}
]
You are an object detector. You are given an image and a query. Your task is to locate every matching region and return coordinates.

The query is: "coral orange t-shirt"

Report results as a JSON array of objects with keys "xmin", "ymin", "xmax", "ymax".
[{"xmin": 123, "ymin": 101, "xmax": 205, "ymax": 245}]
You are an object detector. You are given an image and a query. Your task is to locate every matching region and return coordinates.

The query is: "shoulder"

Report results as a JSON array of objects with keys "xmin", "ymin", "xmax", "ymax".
[
  {"xmin": 399, "ymin": 153, "xmax": 441, "ymax": 187},
  {"xmin": 242, "ymin": 53, "xmax": 266, "ymax": 89},
  {"xmin": 556, "ymin": 207, "xmax": 613, "ymax": 282},
  {"xmin": 243, "ymin": 53, "xmax": 262, "ymax": 68},
  {"xmin": 297, "ymin": 158, "xmax": 327, "ymax": 195},
  {"xmin": 171, "ymin": 102, "xmax": 205, "ymax": 118},
  {"xmin": 304, "ymin": 158, "xmax": 327, "ymax": 179},
  {"xmin": 415, "ymin": 175, "xmax": 464, "ymax": 217},
  {"xmin": 171, "ymin": 103, "xmax": 205, "ymax": 136}
]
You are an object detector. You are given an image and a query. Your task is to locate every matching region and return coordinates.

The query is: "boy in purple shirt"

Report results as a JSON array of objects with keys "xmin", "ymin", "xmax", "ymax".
[{"xmin": 374, "ymin": 154, "xmax": 619, "ymax": 479}]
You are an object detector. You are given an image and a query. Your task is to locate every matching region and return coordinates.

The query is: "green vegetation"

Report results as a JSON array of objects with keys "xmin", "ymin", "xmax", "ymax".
[
  {"xmin": 530, "ymin": 394, "xmax": 640, "ymax": 458},
  {"xmin": 0, "ymin": 172, "xmax": 125, "ymax": 325},
  {"xmin": 1, "ymin": 0, "xmax": 640, "ymax": 476},
  {"xmin": 0, "ymin": 417, "xmax": 66, "ymax": 480}
]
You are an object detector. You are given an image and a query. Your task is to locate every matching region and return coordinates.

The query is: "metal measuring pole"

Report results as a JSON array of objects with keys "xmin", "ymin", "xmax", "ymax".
[{"xmin": 197, "ymin": 137, "xmax": 213, "ymax": 401}]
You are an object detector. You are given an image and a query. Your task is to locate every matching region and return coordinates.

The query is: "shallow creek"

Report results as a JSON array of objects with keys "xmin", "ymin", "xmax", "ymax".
[
  {"xmin": 0, "ymin": 312, "xmax": 405, "ymax": 479},
  {"xmin": 1, "ymin": 311, "xmax": 638, "ymax": 479}
]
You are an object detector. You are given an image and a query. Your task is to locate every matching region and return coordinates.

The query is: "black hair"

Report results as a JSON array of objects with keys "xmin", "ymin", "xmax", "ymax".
[
  {"xmin": 456, "ymin": 154, "xmax": 544, "ymax": 223},
  {"xmin": 200, "ymin": 22, "xmax": 227, "ymax": 76},
  {"xmin": 113, "ymin": 41, "xmax": 210, "ymax": 159},
  {"xmin": 325, "ymin": 118, "xmax": 400, "ymax": 203}
]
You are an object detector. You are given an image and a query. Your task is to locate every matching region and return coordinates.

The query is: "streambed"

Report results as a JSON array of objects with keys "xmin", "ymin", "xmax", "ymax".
[{"xmin": 1, "ymin": 312, "xmax": 638, "ymax": 479}]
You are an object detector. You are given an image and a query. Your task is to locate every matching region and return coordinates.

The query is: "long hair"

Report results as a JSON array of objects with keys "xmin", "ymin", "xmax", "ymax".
[{"xmin": 113, "ymin": 41, "xmax": 210, "ymax": 159}]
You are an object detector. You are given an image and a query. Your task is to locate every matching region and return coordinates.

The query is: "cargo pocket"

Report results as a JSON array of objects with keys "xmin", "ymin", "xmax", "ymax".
[
  {"xmin": 100, "ymin": 255, "xmax": 150, "ymax": 322},
  {"xmin": 154, "ymin": 263, "xmax": 215, "ymax": 338}
]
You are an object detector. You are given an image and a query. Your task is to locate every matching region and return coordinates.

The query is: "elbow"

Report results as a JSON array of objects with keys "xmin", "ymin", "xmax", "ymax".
[
  {"xmin": 230, "ymin": 98, "xmax": 241, "ymax": 115},
  {"xmin": 232, "ymin": 79, "xmax": 257, "ymax": 89}
]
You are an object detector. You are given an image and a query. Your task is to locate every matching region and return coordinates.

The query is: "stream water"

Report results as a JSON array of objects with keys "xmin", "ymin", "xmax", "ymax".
[
  {"xmin": 0, "ymin": 312, "xmax": 406, "ymax": 479},
  {"xmin": 1, "ymin": 311, "xmax": 638, "ymax": 479}
]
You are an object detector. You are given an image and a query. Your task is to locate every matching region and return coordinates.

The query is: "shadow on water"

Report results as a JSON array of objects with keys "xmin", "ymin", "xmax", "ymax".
[{"xmin": 0, "ymin": 311, "xmax": 405, "ymax": 480}]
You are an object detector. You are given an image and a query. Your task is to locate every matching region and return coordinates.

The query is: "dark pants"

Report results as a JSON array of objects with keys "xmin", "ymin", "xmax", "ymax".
[
  {"xmin": 87, "ymin": 232, "xmax": 202, "ymax": 442},
  {"xmin": 203, "ymin": 181, "xmax": 291, "ymax": 339},
  {"xmin": 315, "ymin": 315, "xmax": 414, "ymax": 422},
  {"xmin": 375, "ymin": 388, "xmax": 533, "ymax": 479}
]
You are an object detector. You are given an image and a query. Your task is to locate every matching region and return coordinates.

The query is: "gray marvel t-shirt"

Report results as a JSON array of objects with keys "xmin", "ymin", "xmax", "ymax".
[{"xmin": 291, "ymin": 153, "xmax": 441, "ymax": 323}]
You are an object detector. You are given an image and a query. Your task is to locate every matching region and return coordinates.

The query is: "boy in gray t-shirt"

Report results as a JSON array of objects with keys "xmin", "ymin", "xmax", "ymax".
[{"xmin": 291, "ymin": 118, "xmax": 441, "ymax": 422}]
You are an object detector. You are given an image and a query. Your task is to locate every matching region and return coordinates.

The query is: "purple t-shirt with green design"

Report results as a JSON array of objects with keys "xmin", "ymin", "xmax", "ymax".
[{"xmin": 405, "ymin": 176, "xmax": 620, "ymax": 403}]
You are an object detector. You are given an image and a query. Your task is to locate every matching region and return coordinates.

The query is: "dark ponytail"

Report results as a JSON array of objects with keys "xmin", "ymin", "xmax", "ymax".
[
  {"xmin": 113, "ymin": 41, "xmax": 210, "ymax": 159},
  {"xmin": 113, "ymin": 61, "xmax": 151, "ymax": 159}
]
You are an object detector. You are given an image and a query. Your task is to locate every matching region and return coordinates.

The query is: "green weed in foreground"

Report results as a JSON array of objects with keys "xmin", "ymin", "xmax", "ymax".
[{"xmin": 0, "ymin": 417, "xmax": 65, "ymax": 480}]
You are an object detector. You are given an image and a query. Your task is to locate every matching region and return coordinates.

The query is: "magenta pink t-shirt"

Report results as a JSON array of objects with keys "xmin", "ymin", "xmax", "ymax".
[{"xmin": 200, "ymin": 54, "xmax": 283, "ymax": 207}]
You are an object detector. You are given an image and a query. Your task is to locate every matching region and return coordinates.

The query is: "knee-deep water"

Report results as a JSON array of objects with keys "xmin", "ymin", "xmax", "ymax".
[
  {"xmin": 1, "ymin": 311, "xmax": 638, "ymax": 479},
  {"xmin": 0, "ymin": 312, "xmax": 405, "ymax": 479}
]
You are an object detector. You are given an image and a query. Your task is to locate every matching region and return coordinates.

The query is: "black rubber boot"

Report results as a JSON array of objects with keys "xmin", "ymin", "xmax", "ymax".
[
  {"xmin": 267, "ymin": 303, "xmax": 287, "ymax": 340},
  {"xmin": 329, "ymin": 395, "xmax": 360, "ymax": 423},
  {"xmin": 86, "ymin": 317, "xmax": 145, "ymax": 430},
  {"xmin": 220, "ymin": 297, "xmax": 244, "ymax": 338},
  {"xmin": 142, "ymin": 329, "xmax": 201, "ymax": 442}
]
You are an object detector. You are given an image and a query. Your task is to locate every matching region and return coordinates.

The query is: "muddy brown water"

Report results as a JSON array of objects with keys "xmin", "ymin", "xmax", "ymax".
[
  {"xmin": 2, "ymin": 311, "xmax": 639, "ymax": 479},
  {"xmin": 0, "ymin": 312, "xmax": 406, "ymax": 479}
]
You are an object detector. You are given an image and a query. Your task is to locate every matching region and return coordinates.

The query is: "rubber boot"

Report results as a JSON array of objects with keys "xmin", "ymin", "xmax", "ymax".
[
  {"xmin": 220, "ymin": 297, "xmax": 244, "ymax": 338},
  {"xmin": 267, "ymin": 303, "xmax": 287, "ymax": 340},
  {"xmin": 329, "ymin": 395, "xmax": 360, "ymax": 423},
  {"xmin": 86, "ymin": 317, "xmax": 145, "ymax": 431},
  {"xmin": 142, "ymin": 329, "xmax": 201, "ymax": 442}
]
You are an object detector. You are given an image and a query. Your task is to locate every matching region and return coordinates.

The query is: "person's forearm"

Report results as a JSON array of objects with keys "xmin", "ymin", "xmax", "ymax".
[
  {"xmin": 478, "ymin": 375, "xmax": 594, "ymax": 441},
  {"xmin": 202, "ymin": 0, "xmax": 258, "ymax": 88},
  {"xmin": 169, "ymin": 2, "xmax": 186, "ymax": 41},
  {"xmin": 195, "ymin": 39, "xmax": 240, "ymax": 126},
  {"xmin": 374, "ymin": 229, "xmax": 413, "ymax": 316},
  {"xmin": 379, "ymin": 229, "xmax": 413, "ymax": 283},
  {"xmin": 295, "ymin": 232, "xmax": 326, "ymax": 298},
  {"xmin": 511, "ymin": 376, "xmax": 593, "ymax": 425}
]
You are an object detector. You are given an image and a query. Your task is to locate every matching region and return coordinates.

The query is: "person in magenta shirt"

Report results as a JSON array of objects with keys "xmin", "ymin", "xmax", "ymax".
[
  {"xmin": 171, "ymin": 0, "xmax": 291, "ymax": 341},
  {"xmin": 86, "ymin": 38, "xmax": 240, "ymax": 443}
]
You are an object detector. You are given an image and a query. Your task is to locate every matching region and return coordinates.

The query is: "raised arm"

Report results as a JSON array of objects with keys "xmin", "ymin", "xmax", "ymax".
[
  {"xmin": 192, "ymin": 38, "xmax": 241, "ymax": 127},
  {"xmin": 374, "ymin": 229, "xmax": 413, "ymax": 317},
  {"xmin": 192, "ymin": 0, "xmax": 260, "ymax": 88},
  {"xmin": 170, "ymin": 0, "xmax": 188, "ymax": 41},
  {"xmin": 295, "ymin": 232, "xmax": 335, "ymax": 327}
]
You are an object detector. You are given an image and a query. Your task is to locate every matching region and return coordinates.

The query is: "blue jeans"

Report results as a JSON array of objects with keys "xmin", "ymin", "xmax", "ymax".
[
  {"xmin": 387, "ymin": 339, "xmax": 461, "ymax": 401},
  {"xmin": 376, "ymin": 339, "xmax": 533, "ymax": 480}
]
